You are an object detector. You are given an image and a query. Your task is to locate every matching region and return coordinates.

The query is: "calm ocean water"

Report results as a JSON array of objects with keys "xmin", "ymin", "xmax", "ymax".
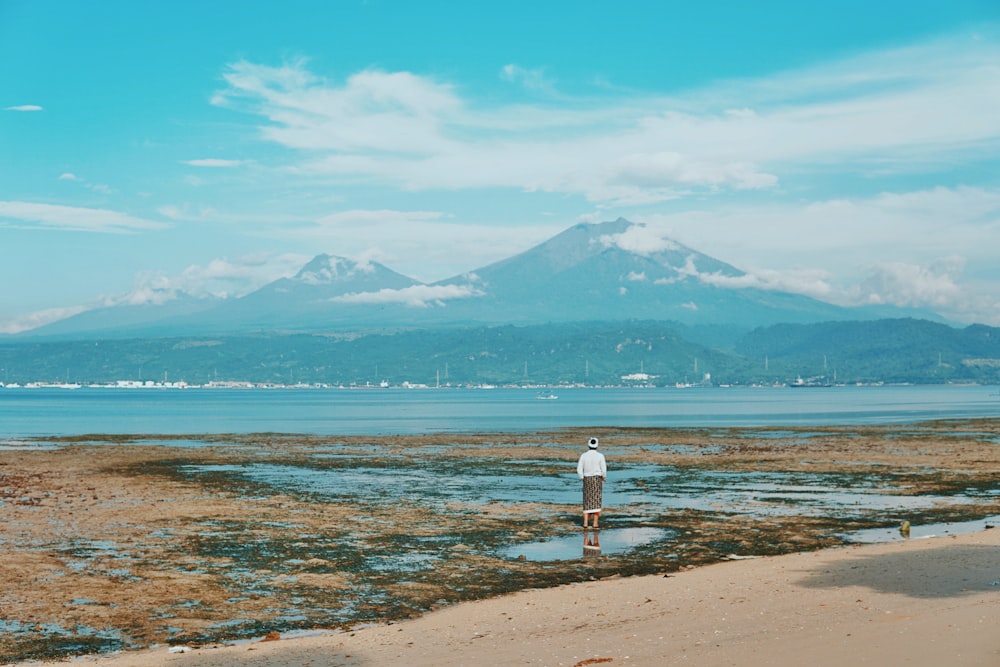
[{"xmin": 1, "ymin": 385, "xmax": 997, "ymax": 437}]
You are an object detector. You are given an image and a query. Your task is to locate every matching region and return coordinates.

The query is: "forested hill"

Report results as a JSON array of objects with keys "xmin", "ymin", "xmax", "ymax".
[{"xmin": 2, "ymin": 319, "xmax": 998, "ymax": 388}]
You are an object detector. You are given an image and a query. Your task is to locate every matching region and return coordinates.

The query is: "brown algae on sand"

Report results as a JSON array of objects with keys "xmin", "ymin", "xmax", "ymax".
[{"xmin": 1, "ymin": 421, "xmax": 1000, "ymax": 661}]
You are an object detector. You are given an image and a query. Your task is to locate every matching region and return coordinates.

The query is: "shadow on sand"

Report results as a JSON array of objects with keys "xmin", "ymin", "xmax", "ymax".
[{"xmin": 795, "ymin": 542, "xmax": 1000, "ymax": 599}]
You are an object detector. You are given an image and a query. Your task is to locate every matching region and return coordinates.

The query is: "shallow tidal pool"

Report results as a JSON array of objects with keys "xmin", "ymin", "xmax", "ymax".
[{"xmin": 501, "ymin": 527, "xmax": 676, "ymax": 561}]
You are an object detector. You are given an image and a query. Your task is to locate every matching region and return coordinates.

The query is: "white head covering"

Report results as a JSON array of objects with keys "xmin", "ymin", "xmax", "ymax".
[{"xmin": 588, "ymin": 437, "xmax": 599, "ymax": 449}]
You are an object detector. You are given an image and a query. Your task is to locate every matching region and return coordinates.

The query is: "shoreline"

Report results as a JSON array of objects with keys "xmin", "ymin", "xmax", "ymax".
[{"xmin": 15, "ymin": 527, "xmax": 1000, "ymax": 666}]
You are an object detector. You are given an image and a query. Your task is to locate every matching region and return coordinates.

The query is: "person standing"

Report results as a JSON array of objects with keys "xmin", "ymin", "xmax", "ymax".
[{"xmin": 577, "ymin": 437, "xmax": 607, "ymax": 528}]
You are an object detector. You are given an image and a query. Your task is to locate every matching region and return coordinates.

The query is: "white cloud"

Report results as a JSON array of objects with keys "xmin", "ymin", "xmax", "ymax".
[
  {"xmin": 157, "ymin": 205, "xmax": 185, "ymax": 220},
  {"xmin": 298, "ymin": 255, "xmax": 377, "ymax": 285},
  {"xmin": 633, "ymin": 185, "xmax": 1000, "ymax": 323},
  {"xmin": 0, "ymin": 305, "xmax": 87, "ymax": 334},
  {"xmin": 56, "ymin": 172, "xmax": 114, "ymax": 194},
  {"xmin": 697, "ymin": 266, "xmax": 838, "ymax": 301},
  {"xmin": 0, "ymin": 201, "xmax": 168, "ymax": 233},
  {"xmin": 174, "ymin": 254, "xmax": 307, "ymax": 300},
  {"xmin": 104, "ymin": 272, "xmax": 184, "ymax": 307},
  {"xmin": 97, "ymin": 253, "xmax": 483, "ymax": 314},
  {"xmin": 135, "ymin": 204, "xmax": 539, "ymax": 297},
  {"xmin": 0, "ymin": 254, "xmax": 310, "ymax": 332},
  {"xmin": 608, "ymin": 152, "xmax": 777, "ymax": 191},
  {"xmin": 819, "ymin": 263, "xmax": 975, "ymax": 316},
  {"xmin": 845, "ymin": 257, "xmax": 1000, "ymax": 325},
  {"xmin": 211, "ymin": 33, "xmax": 1000, "ymax": 205},
  {"xmin": 637, "ymin": 185, "xmax": 1000, "ymax": 269},
  {"xmin": 106, "ymin": 253, "xmax": 310, "ymax": 306},
  {"xmin": 853, "ymin": 258, "xmax": 966, "ymax": 309},
  {"xmin": 600, "ymin": 225, "xmax": 681, "ymax": 256},
  {"xmin": 182, "ymin": 158, "xmax": 245, "ymax": 168},
  {"xmin": 155, "ymin": 204, "xmax": 312, "ymax": 226},
  {"xmin": 4, "ymin": 105, "xmax": 43, "ymax": 112},
  {"xmin": 214, "ymin": 61, "xmax": 462, "ymax": 155},
  {"xmin": 331, "ymin": 283, "xmax": 484, "ymax": 308},
  {"xmin": 277, "ymin": 208, "xmax": 561, "ymax": 283},
  {"xmin": 500, "ymin": 64, "xmax": 555, "ymax": 92}
]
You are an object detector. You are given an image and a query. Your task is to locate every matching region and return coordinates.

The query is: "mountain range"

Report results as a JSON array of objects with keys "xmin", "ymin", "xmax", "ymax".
[
  {"xmin": 5, "ymin": 218, "xmax": 1000, "ymax": 387},
  {"xmin": 14, "ymin": 218, "xmax": 940, "ymax": 340}
]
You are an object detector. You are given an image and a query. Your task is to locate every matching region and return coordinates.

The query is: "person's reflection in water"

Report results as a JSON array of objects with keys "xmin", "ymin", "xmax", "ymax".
[{"xmin": 582, "ymin": 528, "xmax": 601, "ymax": 558}]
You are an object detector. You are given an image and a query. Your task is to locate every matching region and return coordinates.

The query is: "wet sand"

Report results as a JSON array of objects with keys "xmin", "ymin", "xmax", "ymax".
[
  {"xmin": 22, "ymin": 527, "xmax": 1000, "ymax": 667},
  {"xmin": 2, "ymin": 422, "xmax": 999, "ymax": 664}
]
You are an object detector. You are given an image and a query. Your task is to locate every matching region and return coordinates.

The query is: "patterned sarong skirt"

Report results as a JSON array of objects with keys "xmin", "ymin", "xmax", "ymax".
[{"xmin": 582, "ymin": 475, "xmax": 603, "ymax": 514}]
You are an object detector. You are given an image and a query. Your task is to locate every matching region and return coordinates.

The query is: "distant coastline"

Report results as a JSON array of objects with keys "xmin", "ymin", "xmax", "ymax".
[{"xmin": 0, "ymin": 379, "xmax": 967, "ymax": 390}]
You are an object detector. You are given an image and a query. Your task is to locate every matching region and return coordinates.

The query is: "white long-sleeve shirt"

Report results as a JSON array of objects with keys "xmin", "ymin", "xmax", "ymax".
[{"xmin": 577, "ymin": 449, "xmax": 607, "ymax": 479}]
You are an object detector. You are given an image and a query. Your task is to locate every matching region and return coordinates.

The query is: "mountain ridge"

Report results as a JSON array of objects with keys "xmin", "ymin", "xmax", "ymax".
[{"xmin": 11, "ymin": 218, "xmax": 945, "ymax": 339}]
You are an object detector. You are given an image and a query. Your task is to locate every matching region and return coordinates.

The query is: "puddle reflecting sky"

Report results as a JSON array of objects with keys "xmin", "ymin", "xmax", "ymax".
[
  {"xmin": 184, "ymin": 460, "xmax": 976, "ymax": 521},
  {"xmin": 501, "ymin": 527, "xmax": 675, "ymax": 561},
  {"xmin": 843, "ymin": 515, "xmax": 1000, "ymax": 543}
]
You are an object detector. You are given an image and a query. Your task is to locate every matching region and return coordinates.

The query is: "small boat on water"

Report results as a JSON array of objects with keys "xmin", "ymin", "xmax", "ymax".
[
  {"xmin": 535, "ymin": 391, "xmax": 558, "ymax": 400},
  {"xmin": 790, "ymin": 376, "xmax": 832, "ymax": 388}
]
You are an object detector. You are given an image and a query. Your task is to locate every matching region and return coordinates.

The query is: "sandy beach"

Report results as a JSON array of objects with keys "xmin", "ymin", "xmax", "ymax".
[{"xmin": 16, "ymin": 527, "xmax": 1000, "ymax": 667}]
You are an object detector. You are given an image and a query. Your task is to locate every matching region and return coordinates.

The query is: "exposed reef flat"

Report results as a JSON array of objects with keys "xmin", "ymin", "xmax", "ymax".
[{"xmin": 2, "ymin": 421, "xmax": 999, "ymax": 662}]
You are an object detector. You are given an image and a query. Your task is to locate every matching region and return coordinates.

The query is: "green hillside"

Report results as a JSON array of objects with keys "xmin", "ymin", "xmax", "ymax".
[{"xmin": 2, "ymin": 319, "xmax": 999, "ymax": 387}]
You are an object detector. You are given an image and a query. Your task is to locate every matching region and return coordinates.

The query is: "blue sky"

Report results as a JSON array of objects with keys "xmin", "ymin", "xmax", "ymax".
[{"xmin": 2, "ymin": 0, "xmax": 999, "ymax": 332}]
